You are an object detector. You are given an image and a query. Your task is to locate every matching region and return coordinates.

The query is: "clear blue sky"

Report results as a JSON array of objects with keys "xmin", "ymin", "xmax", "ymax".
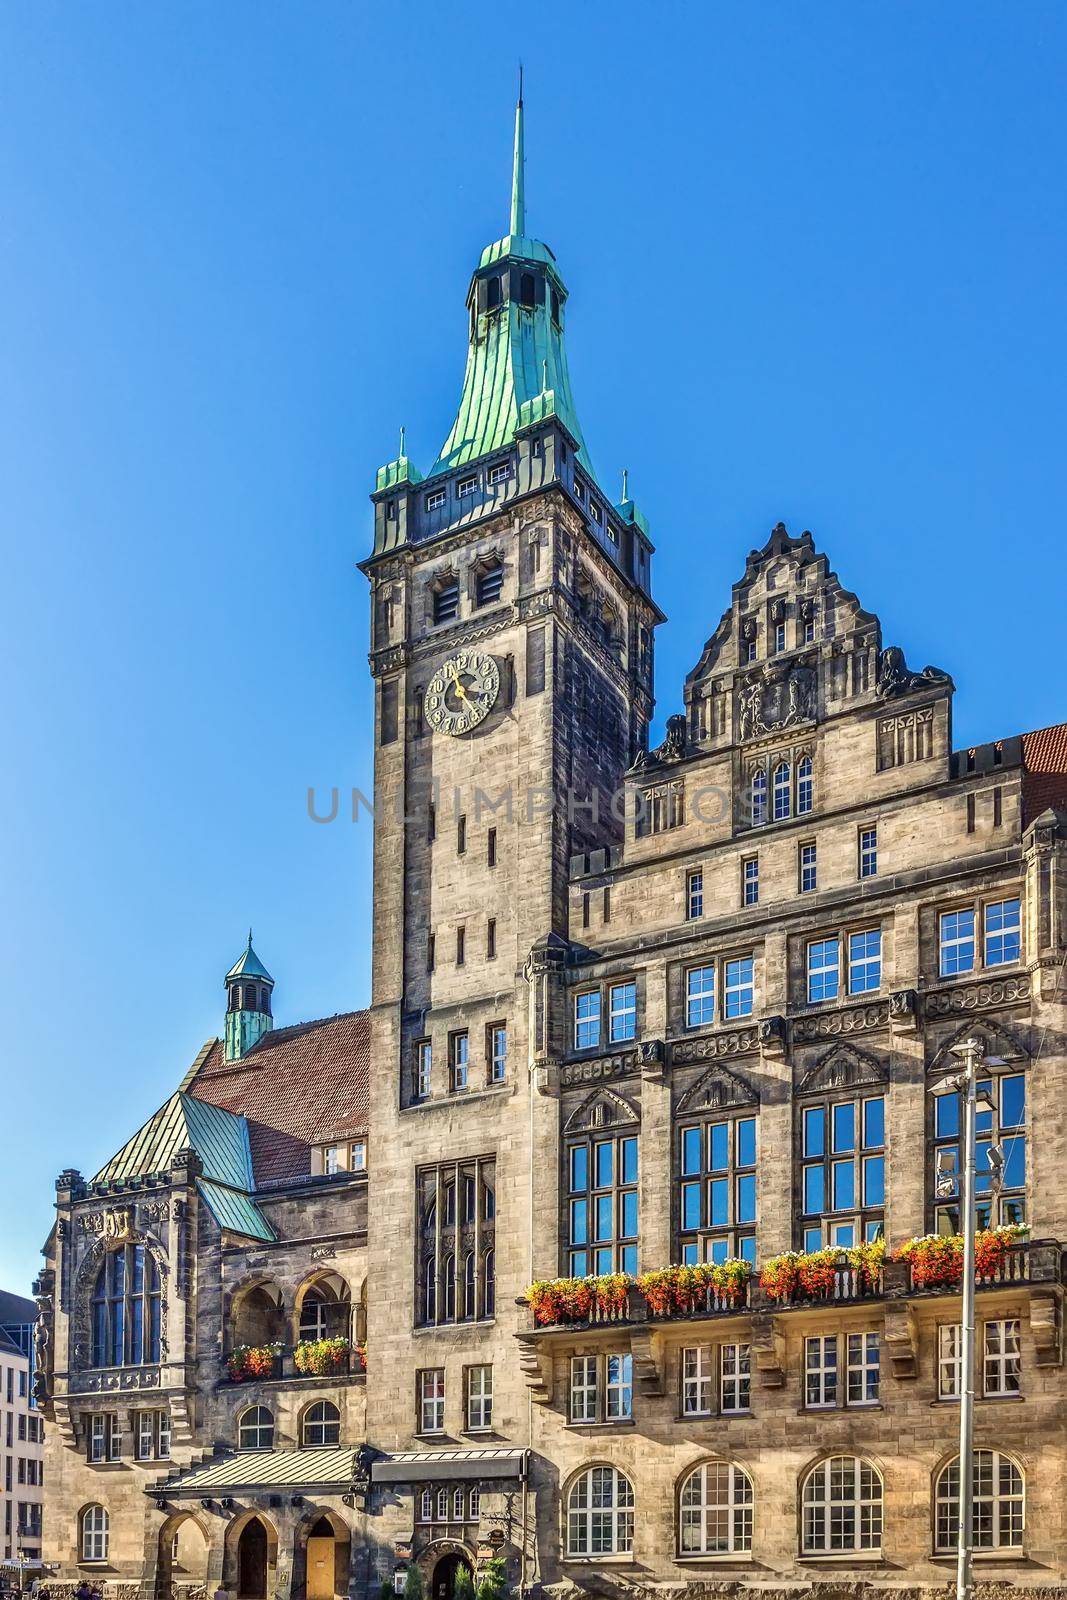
[{"xmin": 1, "ymin": 2, "xmax": 1064, "ymax": 1291}]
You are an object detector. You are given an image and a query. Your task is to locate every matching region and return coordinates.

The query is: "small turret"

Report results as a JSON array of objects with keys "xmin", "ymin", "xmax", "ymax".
[{"xmin": 224, "ymin": 931, "xmax": 274, "ymax": 1062}]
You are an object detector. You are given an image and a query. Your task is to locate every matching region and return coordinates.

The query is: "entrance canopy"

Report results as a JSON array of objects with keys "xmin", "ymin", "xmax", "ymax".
[
  {"xmin": 150, "ymin": 1447, "xmax": 368, "ymax": 1498},
  {"xmin": 373, "ymin": 1448, "xmax": 527, "ymax": 1484}
]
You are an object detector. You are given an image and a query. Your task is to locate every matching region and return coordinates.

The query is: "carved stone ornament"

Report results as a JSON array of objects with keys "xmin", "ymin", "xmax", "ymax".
[
  {"xmin": 792, "ymin": 1002, "xmax": 888, "ymax": 1044},
  {"xmin": 798, "ymin": 1042, "xmax": 888, "ymax": 1096},
  {"xmin": 563, "ymin": 1088, "xmax": 640, "ymax": 1135},
  {"xmin": 627, "ymin": 713, "xmax": 687, "ymax": 773},
  {"xmin": 737, "ymin": 662, "xmax": 817, "ymax": 741},
  {"xmin": 876, "ymin": 645, "xmax": 951, "ymax": 699},
  {"xmin": 676, "ymin": 1063, "xmax": 759, "ymax": 1115},
  {"xmin": 670, "ymin": 1026, "xmax": 760, "ymax": 1065},
  {"xmin": 925, "ymin": 973, "xmax": 1031, "ymax": 1016},
  {"xmin": 637, "ymin": 1040, "xmax": 665, "ymax": 1080},
  {"xmin": 928, "ymin": 1017, "xmax": 1029, "ymax": 1074},
  {"xmin": 759, "ymin": 1014, "xmax": 787, "ymax": 1054},
  {"xmin": 558, "ymin": 1052, "xmax": 637, "ymax": 1087}
]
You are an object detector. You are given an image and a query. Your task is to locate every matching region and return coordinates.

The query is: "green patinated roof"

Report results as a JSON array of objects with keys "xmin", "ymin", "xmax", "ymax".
[
  {"xmin": 226, "ymin": 933, "xmax": 273, "ymax": 985},
  {"xmin": 196, "ymin": 1179, "xmax": 275, "ymax": 1243},
  {"xmin": 153, "ymin": 1448, "xmax": 365, "ymax": 1496}
]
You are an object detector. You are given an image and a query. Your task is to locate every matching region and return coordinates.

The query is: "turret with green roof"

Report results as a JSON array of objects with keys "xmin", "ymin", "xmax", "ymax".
[{"xmin": 224, "ymin": 930, "xmax": 273, "ymax": 1062}]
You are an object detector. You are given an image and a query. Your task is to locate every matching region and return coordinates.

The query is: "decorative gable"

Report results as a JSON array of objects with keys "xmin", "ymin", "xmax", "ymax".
[
  {"xmin": 675, "ymin": 1063, "xmax": 759, "ymax": 1115},
  {"xmin": 797, "ymin": 1043, "xmax": 888, "ymax": 1096},
  {"xmin": 563, "ymin": 1088, "xmax": 640, "ymax": 1135},
  {"xmin": 929, "ymin": 1019, "xmax": 1030, "ymax": 1074}
]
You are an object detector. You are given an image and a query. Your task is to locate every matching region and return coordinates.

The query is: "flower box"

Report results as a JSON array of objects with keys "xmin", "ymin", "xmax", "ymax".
[
  {"xmin": 524, "ymin": 1274, "xmax": 631, "ymax": 1327},
  {"xmin": 226, "ymin": 1343, "xmax": 282, "ymax": 1382},
  {"xmin": 293, "ymin": 1337, "xmax": 351, "ymax": 1376},
  {"xmin": 637, "ymin": 1260, "xmax": 751, "ymax": 1316}
]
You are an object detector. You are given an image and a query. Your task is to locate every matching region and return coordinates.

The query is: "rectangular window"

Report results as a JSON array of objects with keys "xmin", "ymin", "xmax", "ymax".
[
  {"xmin": 848, "ymin": 929, "xmax": 882, "ymax": 994},
  {"xmin": 566, "ymin": 1133, "xmax": 638, "ymax": 1277},
  {"xmin": 724, "ymin": 956, "xmax": 754, "ymax": 1018},
  {"xmin": 984, "ymin": 1319, "xmax": 1021, "ymax": 1396},
  {"xmin": 742, "ymin": 856, "xmax": 759, "ymax": 907},
  {"xmin": 487, "ymin": 827, "xmax": 497, "ymax": 867},
  {"xmin": 322, "ymin": 1144, "xmax": 341, "ymax": 1176},
  {"xmin": 774, "ymin": 620, "xmax": 786, "ymax": 653},
  {"xmin": 456, "ymin": 926, "xmax": 465, "ymax": 966},
  {"xmin": 805, "ymin": 1336, "xmax": 838, "ymax": 1408},
  {"xmin": 939, "ymin": 908, "xmax": 976, "ymax": 977},
  {"xmin": 799, "ymin": 842, "xmax": 817, "ymax": 893},
  {"xmin": 938, "ymin": 1324, "xmax": 962, "ymax": 1399},
  {"xmin": 425, "ymin": 488, "xmax": 446, "ymax": 511},
  {"xmin": 859, "ymin": 826, "xmax": 878, "ymax": 879},
  {"xmin": 681, "ymin": 1345, "xmax": 713, "ymax": 1416},
  {"xmin": 635, "ymin": 778, "xmax": 685, "ymax": 838},
  {"xmin": 449, "ymin": 1032, "xmax": 469, "ymax": 1093},
  {"xmin": 807, "ymin": 938, "xmax": 840, "ymax": 1004},
  {"xmin": 678, "ymin": 1114, "xmax": 757, "ymax": 1266},
  {"xmin": 476, "ymin": 561, "xmax": 505, "ymax": 605},
  {"xmin": 89, "ymin": 1413, "xmax": 120, "ymax": 1464},
  {"xmin": 457, "ymin": 814, "xmax": 467, "ymax": 854},
  {"xmin": 486, "ymin": 918, "xmax": 496, "ymax": 959},
  {"xmin": 135, "ymin": 1412, "xmax": 153, "ymax": 1461},
  {"xmin": 418, "ymin": 1369, "xmax": 445, "ymax": 1434},
  {"xmin": 800, "ymin": 1094, "xmax": 885, "ymax": 1246},
  {"xmin": 574, "ymin": 990, "xmax": 602, "ymax": 1050},
  {"xmin": 846, "ymin": 1333, "xmax": 880, "ymax": 1405},
  {"xmin": 985, "ymin": 898, "xmax": 1021, "ymax": 967},
  {"xmin": 686, "ymin": 966, "xmax": 715, "ymax": 1028},
  {"xmin": 489, "ymin": 1024, "xmax": 507, "ymax": 1084},
  {"xmin": 415, "ymin": 1040, "xmax": 432, "ymax": 1100},
  {"xmin": 380, "ymin": 678, "xmax": 399, "ymax": 745},
  {"xmin": 744, "ymin": 638, "xmax": 757, "ymax": 664},
  {"xmin": 466, "ymin": 1365, "xmax": 494, "ymax": 1430},
  {"xmin": 590, "ymin": 499, "xmax": 603, "ymax": 524},
  {"xmin": 457, "ymin": 475, "xmax": 477, "ymax": 499},
  {"xmin": 609, "ymin": 981, "xmax": 637, "ymax": 1043},
  {"xmin": 993, "ymin": 786, "xmax": 1003, "ymax": 827},
  {"xmin": 349, "ymin": 1138, "xmax": 367, "ymax": 1172},
  {"xmin": 487, "ymin": 462, "xmax": 509, "ymax": 486},
  {"xmin": 569, "ymin": 1356, "xmax": 597, "ymax": 1423},
  {"xmin": 720, "ymin": 1343, "xmax": 751, "ymax": 1413},
  {"xmin": 804, "ymin": 614, "xmax": 817, "ymax": 643},
  {"xmin": 931, "ymin": 1069, "xmax": 1027, "ymax": 1235},
  {"xmin": 605, "ymin": 1353, "xmax": 633, "ymax": 1419},
  {"xmin": 687, "ymin": 870, "xmax": 704, "ymax": 920}
]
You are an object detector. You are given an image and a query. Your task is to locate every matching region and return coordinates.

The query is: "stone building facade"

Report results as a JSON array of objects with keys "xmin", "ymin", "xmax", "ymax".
[{"xmin": 35, "ymin": 91, "xmax": 1067, "ymax": 1600}]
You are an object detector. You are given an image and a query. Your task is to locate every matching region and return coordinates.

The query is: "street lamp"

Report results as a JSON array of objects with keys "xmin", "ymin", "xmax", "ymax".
[{"xmin": 930, "ymin": 1037, "xmax": 1004, "ymax": 1600}]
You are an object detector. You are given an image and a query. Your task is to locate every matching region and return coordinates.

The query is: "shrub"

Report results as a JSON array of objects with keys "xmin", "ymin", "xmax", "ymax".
[
  {"xmin": 453, "ymin": 1567, "xmax": 475, "ymax": 1600},
  {"xmin": 475, "ymin": 1556, "xmax": 508, "ymax": 1600},
  {"xmin": 403, "ymin": 1567, "xmax": 423, "ymax": 1600}
]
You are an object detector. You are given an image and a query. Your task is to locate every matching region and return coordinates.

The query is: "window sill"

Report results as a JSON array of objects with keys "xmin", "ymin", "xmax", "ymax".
[
  {"xmin": 675, "ymin": 1552, "xmax": 753, "ymax": 1565},
  {"xmin": 565, "ymin": 1418, "xmax": 635, "ymax": 1431},
  {"xmin": 677, "ymin": 1411, "xmax": 753, "ymax": 1423},
  {"xmin": 799, "ymin": 1553, "xmax": 885, "ymax": 1566},
  {"xmin": 562, "ymin": 1556, "xmax": 635, "ymax": 1567},
  {"xmin": 798, "ymin": 1402, "xmax": 884, "ymax": 1415},
  {"xmin": 930, "ymin": 1550, "xmax": 1029, "ymax": 1564},
  {"xmin": 402, "ymin": 1085, "xmax": 511, "ymax": 1115}
]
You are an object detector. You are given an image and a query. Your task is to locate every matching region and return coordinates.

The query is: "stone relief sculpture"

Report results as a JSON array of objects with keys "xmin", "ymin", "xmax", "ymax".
[
  {"xmin": 737, "ymin": 662, "xmax": 817, "ymax": 740},
  {"xmin": 876, "ymin": 645, "xmax": 951, "ymax": 699}
]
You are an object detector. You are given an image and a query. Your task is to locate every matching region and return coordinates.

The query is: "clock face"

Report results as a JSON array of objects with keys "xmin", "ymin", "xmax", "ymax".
[{"xmin": 425, "ymin": 649, "xmax": 501, "ymax": 737}]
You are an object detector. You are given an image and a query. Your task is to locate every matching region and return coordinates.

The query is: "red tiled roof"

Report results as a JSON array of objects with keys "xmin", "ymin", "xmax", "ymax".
[
  {"xmin": 190, "ymin": 1011, "xmax": 370, "ymax": 1188},
  {"xmin": 1023, "ymin": 722, "xmax": 1067, "ymax": 827}
]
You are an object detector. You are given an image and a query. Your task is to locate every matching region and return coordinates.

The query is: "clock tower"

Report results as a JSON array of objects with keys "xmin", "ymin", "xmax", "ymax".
[{"xmin": 361, "ymin": 85, "xmax": 661, "ymax": 1461}]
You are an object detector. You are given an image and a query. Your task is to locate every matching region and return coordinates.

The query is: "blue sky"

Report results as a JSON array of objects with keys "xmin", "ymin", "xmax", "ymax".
[{"xmin": 1, "ymin": 2, "xmax": 1064, "ymax": 1291}]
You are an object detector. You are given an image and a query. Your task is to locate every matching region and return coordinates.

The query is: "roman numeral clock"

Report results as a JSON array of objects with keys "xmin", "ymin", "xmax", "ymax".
[{"xmin": 424, "ymin": 649, "xmax": 501, "ymax": 737}]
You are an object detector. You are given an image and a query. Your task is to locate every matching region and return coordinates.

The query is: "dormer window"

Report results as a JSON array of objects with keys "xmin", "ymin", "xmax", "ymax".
[
  {"xmin": 590, "ymin": 499, "xmax": 603, "ymax": 524},
  {"xmin": 433, "ymin": 577, "xmax": 460, "ymax": 624},
  {"xmin": 573, "ymin": 479, "xmax": 584, "ymax": 503},
  {"xmin": 425, "ymin": 488, "xmax": 446, "ymax": 512},
  {"xmin": 457, "ymin": 476, "xmax": 477, "ymax": 500},
  {"xmin": 476, "ymin": 561, "xmax": 504, "ymax": 607},
  {"xmin": 488, "ymin": 462, "xmax": 509, "ymax": 487}
]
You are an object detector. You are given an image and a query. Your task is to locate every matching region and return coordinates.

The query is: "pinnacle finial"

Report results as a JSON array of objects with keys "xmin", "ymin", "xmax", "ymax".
[
  {"xmin": 542, "ymin": 359, "xmax": 548, "ymax": 393},
  {"xmin": 399, "ymin": 424, "xmax": 406, "ymax": 458},
  {"xmin": 248, "ymin": 927, "xmax": 253, "ymax": 947},
  {"xmin": 510, "ymin": 67, "xmax": 525, "ymax": 237},
  {"xmin": 621, "ymin": 468, "xmax": 629, "ymax": 502}
]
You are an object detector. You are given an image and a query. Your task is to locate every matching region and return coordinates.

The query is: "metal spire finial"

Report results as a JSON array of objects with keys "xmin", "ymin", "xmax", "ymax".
[
  {"xmin": 542, "ymin": 359, "xmax": 549, "ymax": 393},
  {"xmin": 621, "ymin": 467, "xmax": 629, "ymax": 502},
  {"xmin": 510, "ymin": 67, "xmax": 525, "ymax": 237},
  {"xmin": 248, "ymin": 927, "xmax": 253, "ymax": 947},
  {"xmin": 399, "ymin": 424, "xmax": 406, "ymax": 458}
]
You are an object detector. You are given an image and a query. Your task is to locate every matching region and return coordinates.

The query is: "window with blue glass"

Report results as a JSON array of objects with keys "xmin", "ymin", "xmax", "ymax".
[
  {"xmin": 751, "ymin": 769, "xmax": 767, "ymax": 827},
  {"xmin": 939, "ymin": 909, "xmax": 976, "ymax": 977},
  {"xmin": 984, "ymin": 898, "xmax": 1021, "ymax": 967},
  {"xmin": 724, "ymin": 957, "xmax": 754, "ymax": 1018},
  {"xmin": 848, "ymin": 930, "xmax": 882, "ymax": 994},
  {"xmin": 91, "ymin": 1244, "xmax": 161, "ymax": 1368},
  {"xmin": 807, "ymin": 938, "xmax": 840, "ymax": 1004},
  {"xmin": 773, "ymin": 761, "xmax": 792, "ymax": 821},
  {"xmin": 939, "ymin": 898, "xmax": 1021, "ymax": 978},
  {"xmin": 799, "ymin": 843, "xmax": 817, "ymax": 894},
  {"xmin": 567, "ymin": 1133, "xmax": 639, "ymax": 1277},
  {"xmin": 609, "ymin": 982, "xmax": 637, "ymax": 1043},
  {"xmin": 574, "ymin": 990, "xmax": 602, "ymax": 1050},
  {"xmin": 799, "ymin": 1094, "xmax": 885, "ymax": 1251},
  {"xmin": 797, "ymin": 755, "xmax": 814, "ymax": 815},
  {"xmin": 686, "ymin": 966, "xmax": 716, "ymax": 1028},
  {"xmin": 931, "ymin": 1067, "xmax": 1026, "ymax": 1235},
  {"xmin": 678, "ymin": 1113, "xmax": 757, "ymax": 1267}
]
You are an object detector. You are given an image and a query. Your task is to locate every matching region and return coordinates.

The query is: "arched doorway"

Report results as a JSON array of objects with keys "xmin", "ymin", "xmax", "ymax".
[
  {"xmin": 430, "ymin": 1551, "xmax": 472, "ymax": 1600},
  {"xmin": 305, "ymin": 1517, "xmax": 336, "ymax": 1600},
  {"xmin": 156, "ymin": 1513, "xmax": 209, "ymax": 1600},
  {"xmin": 238, "ymin": 1518, "xmax": 269, "ymax": 1600}
]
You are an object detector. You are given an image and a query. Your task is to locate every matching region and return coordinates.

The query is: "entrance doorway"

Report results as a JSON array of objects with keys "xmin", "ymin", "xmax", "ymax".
[
  {"xmin": 305, "ymin": 1517, "xmax": 336, "ymax": 1600},
  {"xmin": 431, "ymin": 1553, "xmax": 472, "ymax": 1600},
  {"xmin": 238, "ymin": 1518, "xmax": 269, "ymax": 1600}
]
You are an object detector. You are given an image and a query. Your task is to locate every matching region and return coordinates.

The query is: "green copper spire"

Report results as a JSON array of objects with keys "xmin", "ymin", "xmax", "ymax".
[
  {"xmin": 224, "ymin": 933, "xmax": 274, "ymax": 1061},
  {"xmin": 428, "ymin": 85, "xmax": 594, "ymax": 480},
  {"xmin": 510, "ymin": 68, "xmax": 525, "ymax": 237}
]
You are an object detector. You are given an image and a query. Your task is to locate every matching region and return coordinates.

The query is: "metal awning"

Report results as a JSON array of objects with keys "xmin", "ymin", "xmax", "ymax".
[
  {"xmin": 149, "ymin": 1447, "xmax": 366, "ymax": 1497},
  {"xmin": 372, "ymin": 1448, "xmax": 527, "ymax": 1484}
]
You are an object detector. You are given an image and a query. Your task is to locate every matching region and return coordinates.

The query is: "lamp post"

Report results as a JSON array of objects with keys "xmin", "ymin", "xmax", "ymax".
[{"xmin": 932, "ymin": 1037, "xmax": 1004, "ymax": 1600}]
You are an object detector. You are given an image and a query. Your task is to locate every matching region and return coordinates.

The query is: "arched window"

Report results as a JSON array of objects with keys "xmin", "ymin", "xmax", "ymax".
[
  {"xmin": 443, "ymin": 1182, "xmax": 456, "ymax": 1225},
  {"xmin": 443, "ymin": 1254, "xmax": 456, "ymax": 1321},
  {"xmin": 436, "ymin": 1487, "xmax": 449, "ymax": 1520},
  {"xmin": 797, "ymin": 755, "xmax": 813, "ymax": 815},
  {"xmin": 453, "ymin": 1486, "xmax": 465, "ymax": 1519},
  {"xmin": 419, "ymin": 1488, "xmax": 433, "ymax": 1521},
  {"xmin": 773, "ymin": 761, "xmax": 791, "ymax": 821},
  {"xmin": 80, "ymin": 1504, "xmax": 109, "ymax": 1561},
  {"xmin": 469, "ymin": 1486, "xmax": 481, "ymax": 1519},
  {"xmin": 483, "ymin": 1250, "xmax": 496, "ymax": 1318},
  {"xmin": 91, "ymin": 1244, "xmax": 161, "ymax": 1367},
  {"xmin": 424, "ymin": 1255, "xmax": 436, "ymax": 1323},
  {"xmin": 301, "ymin": 1400, "xmax": 340, "ymax": 1448},
  {"xmin": 566, "ymin": 1466, "xmax": 635, "ymax": 1557},
  {"xmin": 486, "ymin": 275, "xmax": 502, "ymax": 310},
  {"xmin": 463, "ymin": 1253, "xmax": 476, "ymax": 1319},
  {"xmin": 520, "ymin": 272, "xmax": 536, "ymax": 308},
  {"xmin": 484, "ymin": 1184, "xmax": 496, "ymax": 1220},
  {"xmin": 238, "ymin": 1405, "xmax": 274, "ymax": 1451},
  {"xmin": 678, "ymin": 1461, "xmax": 753, "ymax": 1554},
  {"xmin": 299, "ymin": 1288, "xmax": 328, "ymax": 1341},
  {"xmin": 935, "ymin": 1451, "xmax": 1024, "ymax": 1552},
  {"xmin": 801, "ymin": 1457, "xmax": 882, "ymax": 1554},
  {"xmin": 751, "ymin": 770, "xmax": 767, "ymax": 827}
]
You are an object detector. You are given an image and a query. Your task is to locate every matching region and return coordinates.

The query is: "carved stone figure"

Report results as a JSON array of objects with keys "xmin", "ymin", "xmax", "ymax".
[{"xmin": 877, "ymin": 645, "xmax": 951, "ymax": 699}]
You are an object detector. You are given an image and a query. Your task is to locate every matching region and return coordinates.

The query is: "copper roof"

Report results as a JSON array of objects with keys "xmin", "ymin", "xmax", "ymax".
[
  {"xmin": 190, "ymin": 1010, "xmax": 370, "ymax": 1188},
  {"xmin": 1022, "ymin": 721, "xmax": 1067, "ymax": 826}
]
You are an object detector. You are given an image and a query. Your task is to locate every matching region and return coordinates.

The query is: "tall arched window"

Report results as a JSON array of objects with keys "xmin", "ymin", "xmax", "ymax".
[
  {"xmin": 302, "ymin": 1400, "xmax": 340, "ymax": 1447},
  {"xmin": 566, "ymin": 1466, "xmax": 635, "ymax": 1556},
  {"xmin": 483, "ymin": 1250, "xmax": 495, "ymax": 1318},
  {"xmin": 91, "ymin": 1244, "xmax": 161, "ymax": 1367},
  {"xmin": 424, "ymin": 1256, "xmax": 436, "ymax": 1324},
  {"xmin": 751, "ymin": 770, "xmax": 767, "ymax": 827},
  {"xmin": 802, "ymin": 1457, "xmax": 882, "ymax": 1554},
  {"xmin": 436, "ymin": 1487, "xmax": 449, "ymax": 1520},
  {"xmin": 238, "ymin": 1406, "xmax": 274, "ymax": 1451},
  {"xmin": 299, "ymin": 1288, "xmax": 329, "ymax": 1341},
  {"xmin": 797, "ymin": 755, "xmax": 814, "ymax": 815},
  {"xmin": 463, "ymin": 1253, "xmax": 476, "ymax": 1319},
  {"xmin": 773, "ymin": 761, "xmax": 792, "ymax": 821},
  {"xmin": 935, "ymin": 1451, "xmax": 1024, "ymax": 1552},
  {"xmin": 678, "ymin": 1461, "xmax": 753, "ymax": 1554},
  {"xmin": 80, "ymin": 1505, "xmax": 109, "ymax": 1561},
  {"xmin": 442, "ymin": 1254, "xmax": 456, "ymax": 1321}
]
